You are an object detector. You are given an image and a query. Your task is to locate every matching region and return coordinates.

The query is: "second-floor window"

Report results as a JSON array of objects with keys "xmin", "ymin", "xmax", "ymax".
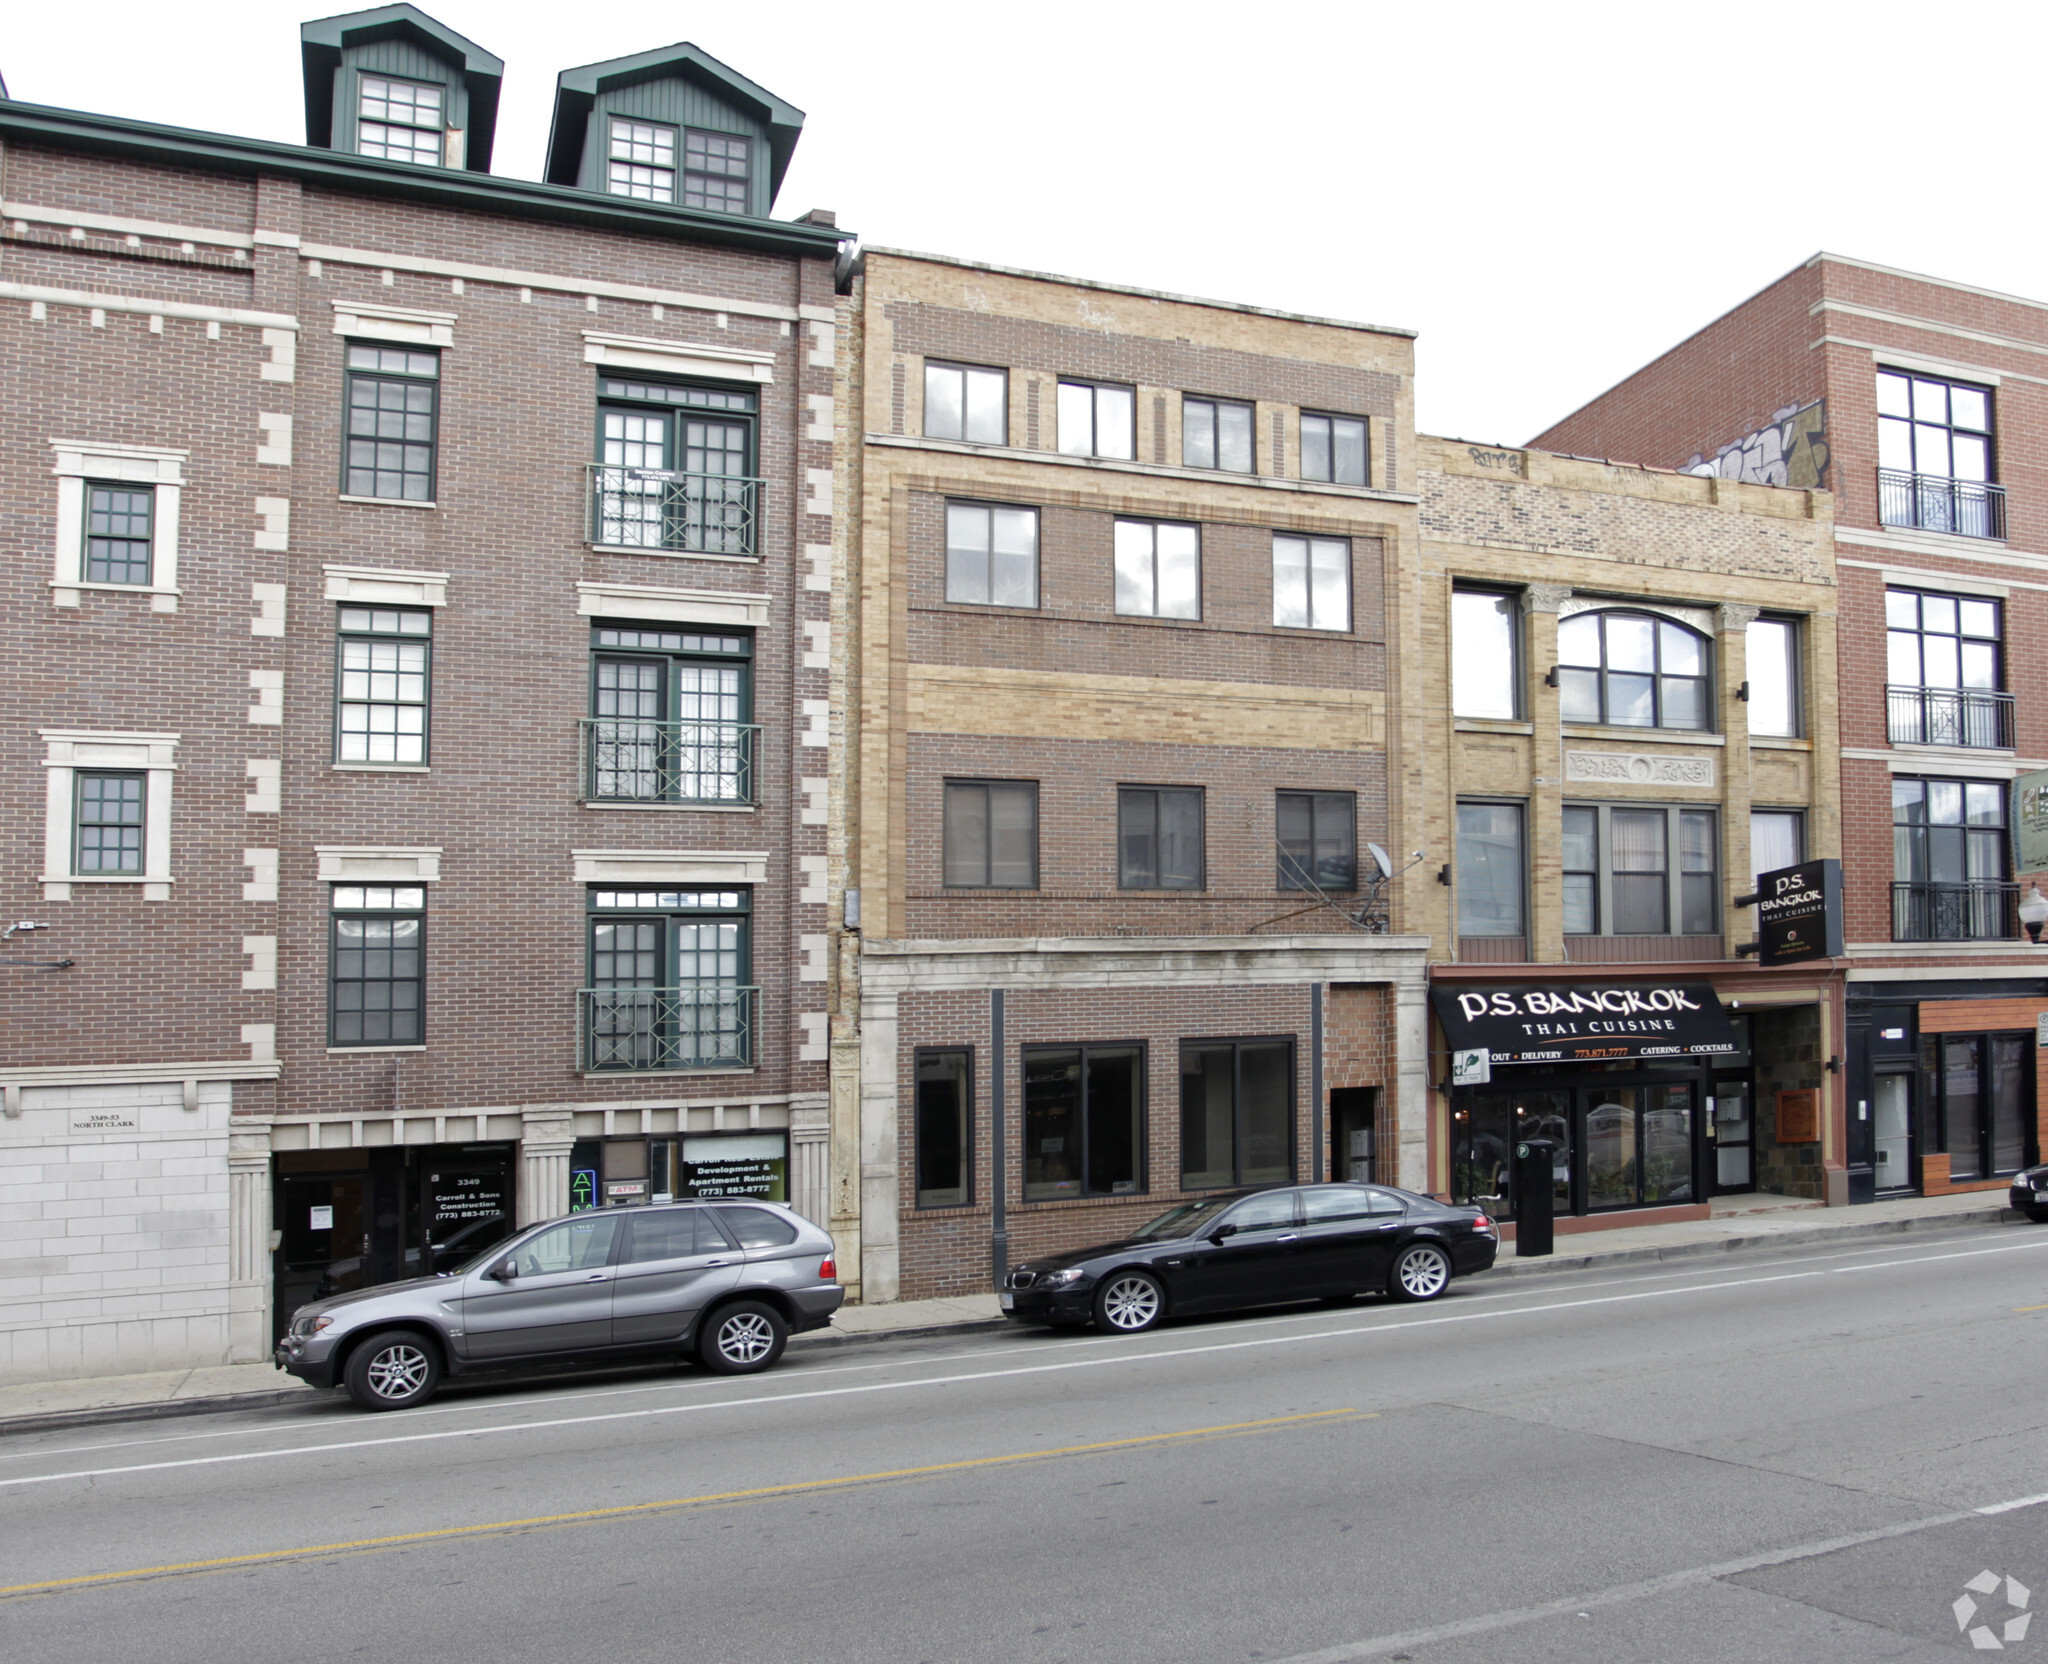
[
  {"xmin": 594, "ymin": 379, "xmax": 757, "ymax": 555},
  {"xmin": 1182, "ymin": 397, "xmax": 1254, "ymax": 472},
  {"xmin": 1300, "ymin": 412, "xmax": 1368, "ymax": 485},
  {"xmin": 587, "ymin": 626, "xmax": 753, "ymax": 804},
  {"xmin": 943, "ymin": 780, "xmax": 1038, "ymax": 888},
  {"xmin": 1751, "ymin": 809, "xmax": 1804, "ymax": 887},
  {"xmin": 75, "ymin": 772, "xmax": 144, "ymax": 875},
  {"xmin": 1276, "ymin": 791, "xmax": 1356, "ymax": 892},
  {"xmin": 84, "ymin": 484, "xmax": 154, "ymax": 585},
  {"xmin": 607, "ymin": 118, "xmax": 677, "ymax": 200},
  {"xmin": 1058, "ymin": 379, "xmax": 1135, "ymax": 460},
  {"xmin": 945, "ymin": 503, "xmax": 1038, "ymax": 607},
  {"xmin": 1119, "ymin": 786, "xmax": 1203, "ymax": 890},
  {"xmin": 1272, "ymin": 535, "xmax": 1350, "ymax": 631},
  {"xmin": 1893, "ymin": 779, "xmax": 2010, "ymax": 941},
  {"xmin": 1878, "ymin": 369, "xmax": 1999, "ymax": 537},
  {"xmin": 1557, "ymin": 610, "xmax": 1710, "ymax": 731},
  {"xmin": 1114, "ymin": 519, "xmax": 1200, "ymax": 620},
  {"xmin": 330, "ymin": 885, "xmax": 424, "ymax": 1047},
  {"xmin": 1452, "ymin": 588, "xmax": 1521, "ymax": 719},
  {"xmin": 345, "ymin": 345, "xmax": 439, "ymax": 501},
  {"xmin": 357, "ymin": 75, "xmax": 442, "ymax": 166},
  {"xmin": 924, "ymin": 362, "xmax": 1007, "ymax": 445},
  {"xmin": 336, "ymin": 606, "xmax": 431, "ymax": 765},
  {"xmin": 1563, "ymin": 805, "xmax": 1718, "ymax": 937},
  {"xmin": 1456, "ymin": 801, "xmax": 1525, "ymax": 939},
  {"xmin": 1886, "ymin": 588, "xmax": 2007, "ymax": 747},
  {"xmin": 585, "ymin": 888, "xmax": 752, "ymax": 1069},
  {"xmin": 1746, "ymin": 616, "xmax": 1800, "ymax": 738}
]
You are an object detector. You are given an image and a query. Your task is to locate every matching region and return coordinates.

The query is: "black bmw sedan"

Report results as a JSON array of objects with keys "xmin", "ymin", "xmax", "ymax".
[{"xmin": 1000, "ymin": 1182, "xmax": 1499, "ymax": 1334}]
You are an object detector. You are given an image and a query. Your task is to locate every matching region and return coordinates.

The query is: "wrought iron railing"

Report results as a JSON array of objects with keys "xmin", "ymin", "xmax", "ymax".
[
  {"xmin": 1891, "ymin": 881, "xmax": 2019, "ymax": 943},
  {"xmin": 579, "ymin": 718, "xmax": 759, "ymax": 804},
  {"xmin": 1886, "ymin": 684, "xmax": 2015, "ymax": 749},
  {"xmin": 588, "ymin": 464, "xmax": 763, "ymax": 555},
  {"xmin": 578, "ymin": 985, "xmax": 758, "ymax": 1071},
  {"xmin": 1878, "ymin": 469, "xmax": 2006, "ymax": 540}
]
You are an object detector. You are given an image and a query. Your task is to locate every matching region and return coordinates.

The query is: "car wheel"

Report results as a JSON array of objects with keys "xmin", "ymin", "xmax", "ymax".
[
  {"xmin": 343, "ymin": 1330, "xmax": 442, "ymax": 1411},
  {"xmin": 1388, "ymin": 1242, "xmax": 1453, "ymax": 1303},
  {"xmin": 698, "ymin": 1300, "xmax": 789, "ymax": 1375},
  {"xmin": 1093, "ymin": 1270, "xmax": 1166, "ymax": 1334}
]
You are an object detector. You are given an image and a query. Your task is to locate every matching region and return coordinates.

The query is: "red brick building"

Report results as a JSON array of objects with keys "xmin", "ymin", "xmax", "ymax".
[
  {"xmin": 1535, "ymin": 253, "xmax": 2048, "ymax": 1204},
  {"xmin": 0, "ymin": 6, "xmax": 844, "ymax": 1380}
]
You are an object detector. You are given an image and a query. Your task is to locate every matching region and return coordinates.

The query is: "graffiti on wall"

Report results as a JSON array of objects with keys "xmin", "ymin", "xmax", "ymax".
[{"xmin": 1683, "ymin": 398, "xmax": 1829, "ymax": 489}]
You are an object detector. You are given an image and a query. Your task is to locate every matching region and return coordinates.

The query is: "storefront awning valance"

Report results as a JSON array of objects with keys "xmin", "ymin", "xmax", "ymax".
[{"xmin": 1432, "ymin": 981, "xmax": 1739, "ymax": 1067}]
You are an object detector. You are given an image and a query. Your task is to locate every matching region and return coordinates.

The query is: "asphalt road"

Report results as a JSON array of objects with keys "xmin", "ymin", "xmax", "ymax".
[{"xmin": 5, "ymin": 1227, "xmax": 2048, "ymax": 1663}]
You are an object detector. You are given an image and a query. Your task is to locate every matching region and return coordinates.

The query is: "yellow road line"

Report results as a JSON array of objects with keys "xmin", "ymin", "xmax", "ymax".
[
  {"xmin": 2015, "ymin": 1303, "xmax": 2048, "ymax": 1313},
  {"xmin": 0, "ymin": 1408, "xmax": 1367, "ymax": 1599}
]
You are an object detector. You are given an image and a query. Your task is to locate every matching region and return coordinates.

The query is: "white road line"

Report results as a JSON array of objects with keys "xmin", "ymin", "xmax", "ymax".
[{"xmin": 9, "ymin": 1236, "xmax": 2047, "ymax": 1492}]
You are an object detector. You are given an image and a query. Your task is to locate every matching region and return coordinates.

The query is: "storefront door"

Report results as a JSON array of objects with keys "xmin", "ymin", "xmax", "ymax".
[
  {"xmin": 1709, "ymin": 1076, "xmax": 1754, "ymax": 1193},
  {"xmin": 1451, "ymin": 1072, "xmax": 1701, "ymax": 1218},
  {"xmin": 1872, "ymin": 1071, "xmax": 1915, "ymax": 1193},
  {"xmin": 1578, "ymin": 1082, "xmax": 1696, "ymax": 1212}
]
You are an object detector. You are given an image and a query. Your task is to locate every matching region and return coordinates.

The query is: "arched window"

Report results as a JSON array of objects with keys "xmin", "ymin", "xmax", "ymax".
[{"xmin": 1557, "ymin": 610, "xmax": 1710, "ymax": 730}]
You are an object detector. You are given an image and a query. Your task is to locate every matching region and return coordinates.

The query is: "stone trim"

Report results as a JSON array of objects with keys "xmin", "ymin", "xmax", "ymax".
[
  {"xmin": 571, "ymin": 849, "xmax": 770, "ymax": 886},
  {"xmin": 48, "ymin": 439, "xmax": 187, "ymax": 610},
  {"xmin": 40, "ymin": 730, "xmax": 179, "ymax": 901},
  {"xmin": 323, "ymin": 564, "xmax": 450, "ymax": 607},
  {"xmin": 581, "ymin": 331, "xmax": 775, "ymax": 383},
  {"xmin": 332, "ymin": 300, "xmax": 456, "ymax": 347},
  {"xmin": 314, "ymin": 846, "xmax": 443, "ymax": 883},
  {"xmin": 575, "ymin": 580, "xmax": 769, "ymax": 628}
]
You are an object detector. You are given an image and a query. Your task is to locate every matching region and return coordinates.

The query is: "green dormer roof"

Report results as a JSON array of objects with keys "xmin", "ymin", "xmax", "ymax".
[
  {"xmin": 302, "ymin": 4, "xmax": 503, "ymax": 172},
  {"xmin": 545, "ymin": 42, "xmax": 805, "ymax": 205}
]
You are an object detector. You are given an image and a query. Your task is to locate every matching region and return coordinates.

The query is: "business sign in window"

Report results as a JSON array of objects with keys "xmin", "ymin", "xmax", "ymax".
[{"xmin": 682, "ymin": 1133, "xmax": 787, "ymax": 1201}]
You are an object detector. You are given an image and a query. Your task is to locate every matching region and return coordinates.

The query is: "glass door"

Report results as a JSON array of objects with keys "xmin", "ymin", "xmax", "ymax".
[
  {"xmin": 1872, "ymin": 1070, "xmax": 1914, "ymax": 1193},
  {"xmin": 1711, "ymin": 1076, "xmax": 1753, "ymax": 1192},
  {"xmin": 598, "ymin": 407, "xmax": 673, "ymax": 547},
  {"xmin": 1578, "ymin": 1081, "xmax": 1697, "ymax": 1211}
]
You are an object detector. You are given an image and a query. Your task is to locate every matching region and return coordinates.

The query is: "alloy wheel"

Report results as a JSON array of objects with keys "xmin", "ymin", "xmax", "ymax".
[
  {"xmin": 1395, "ymin": 1245, "xmax": 1450, "ymax": 1300},
  {"xmin": 1100, "ymin": 1274, "xmax": 1162, "ymax": 1331},
  {"xmin": 716, "ymin": 1311, "xmax": 777, "ymax": 1365},
  {"xmin": 365, "ymin": 1343, "xmax": 431, "ymax": 1400}
]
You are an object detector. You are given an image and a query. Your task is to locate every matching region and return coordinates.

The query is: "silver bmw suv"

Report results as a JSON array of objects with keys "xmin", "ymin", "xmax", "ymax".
[{"xmin": 275, "ymin": 1200, "xmax": 843, "ymax": 1410}]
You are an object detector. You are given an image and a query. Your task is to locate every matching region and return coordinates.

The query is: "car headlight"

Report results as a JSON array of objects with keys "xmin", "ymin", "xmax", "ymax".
[
  {"xmin": 1040, "ymin": 1267, "xmax": 1087, "ymax": 1288},
  {"xmin": 296, "ymin": 1314, "xmax": 335, "ymax": 1338}
]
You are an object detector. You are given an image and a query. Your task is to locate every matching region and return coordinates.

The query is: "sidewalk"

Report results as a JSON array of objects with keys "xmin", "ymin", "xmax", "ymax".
[{"xmin": 0, "ymin": 1190, "xmax": 2028, "ymax": 1436}]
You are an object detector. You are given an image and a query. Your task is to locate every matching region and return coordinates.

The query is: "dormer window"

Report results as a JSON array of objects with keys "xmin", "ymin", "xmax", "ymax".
[
  {"xmin": 357, "ymin": 75, "xmax": 444, "ymax": 166},
  {"xmin": 683, "ymin": 131, "xmax": 751, "ymax": 213},
  {"xmin": 608, "ymin": 119, "xmax": 677, "ymax": 201}
]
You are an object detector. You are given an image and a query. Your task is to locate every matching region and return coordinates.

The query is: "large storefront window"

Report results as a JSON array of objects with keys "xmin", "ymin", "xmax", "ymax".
[
  {"xmin": 569, "ymin": 1131, "xmax": 789, "ymax": 1209},
  {"xmin": 1023, "ymin": 1045, "xmax": 1145, "ymax": 1200},
  {"xmin": 1920, "ymin": 1031, "xmax": 2032, "ymax": 1181},
  {"xmin": 1179, "ymin": 1038, "xmax": 1293, "ymax": 1189},
  {"xmin": 1451, "ymin": 1078, "xmax": 1697, "ymax": 1216}
]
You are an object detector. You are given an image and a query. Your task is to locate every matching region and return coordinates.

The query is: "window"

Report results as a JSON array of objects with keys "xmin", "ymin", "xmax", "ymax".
[
  {"xmin": 357, "ymin": 75, "xmax": 443, "ymax": 166},
  {"xmin": 915, "ymin": 1049, "xmax": 972, "ymax": 1208},
  {"xmin": 924, "ymin": 363, "xmax": 1007, "ymax": 445},
  {"xmin": 584, "ymin": 888, "xmax": 752, "ymax": 1069},
  {"xmin": 1057, "ymin": 379, "xmax": 1135, "ymax": 460},
  {"xmin": 1557, "ymin": 610, "xmax": 1711, "ymax": 730},
  {"xmin": 1180, "ymin": 1039, "xmax": 1294, "ymax": 1188},
  {"xmin": 1272, "ymin": 535, "xmax": 1350, "ymax": 631},
  {"xmin": 1456, "ymin": 802, "xmax": 1525, "ymax": 937},
  {"xmin": 1023, "ymin": 1044, "xmax": 1145, "ymax": 1199},
  {"xmin": 1119, "ymin": 787, "xmax": 1204, "ymax": 889},
  {"xmin": 1114, "ymin": 519, "xmax": 1200, "ymax": 619},
  {"xmin": 1746, "ymin": 616, "xmax": 1799, "ymax": 738},
  {"xmin": 943, "ymin": 780, "xmax": 1038, "ymax": 888},
  {"xmin": 344, "ymin": 345, "xmax": 439, "ymax": 501},
  {"xmin": 84, "ymin": 485, "xmax": 153, "ymax": 585},
  {"xmin": 594, "ymin": 378, "xmax": 757, "ymax": 555},
  {"xmin": 1886, "ymin": 588, "xmax": 2008, "ymax": 747},
  {"xmin": 607, "ymin": 118, "xmax": 676, "ymax": 200},
  {"xmin": 1300, "ymin": 412, "xmax": 1368, "ymax": 485},
  {"xmin": 586, "ymin": 626, "xmax": 753, "ymax": 803},
  {"xmin": 75, "ymin": 773, "xmax": 144, "ymax": 875},
  {"xmin": 1892, "ymin": 779, "xmax": 2011, "ymax": 941},
  {"xmin": 1750, "ymin": 811, "xmax": 1804, "ymax": 889},
  {"xmin": 1452, "ymin": 589, "xmax": 1521, "ymax": 719},
  {"xmin": 1919, "ymin": 1031, "xmax": 2031, "ymax": 1180},
  {"xmin": 682, "ymin": 130, "xmax": 751, "ymax": 213},
  {"xmin": 330, "ymin": 885, "xmax": 425, "ymax": 1047},
  {"xmin": 1561, "ymin": 805, "xmax": 1718, "ymax": 937},
  {"xmin": 507, "ymin": 1215, "xmax": 620, "ymax": 1276},
  {"xmin": 1277, "ymin": 791, "xmax": 1356, "ymax": 892},
  {"xmin": 336, "ymin": 607, "xmax": 431, "ymax": 765},
  {"xmin": 1877, "ymin": 369, "xmax": 2000, "ymax": 537},
  {"xmin": 945, "ymin": 503, "xmax": 1038, "ymax": 606},
  {"xmin": 1183, "ymin": 397, "xmax": 1253, "ymax": 473}
]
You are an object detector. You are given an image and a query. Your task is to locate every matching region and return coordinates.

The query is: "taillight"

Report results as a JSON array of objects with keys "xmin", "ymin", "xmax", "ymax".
[
  {"xmin": 818, "ymin": 1256, "xmax": 837, "ymax": 1281},
  {"xmin": 1473, "ymin": 1214, "xmax": 1496, "ymax": 1235}
]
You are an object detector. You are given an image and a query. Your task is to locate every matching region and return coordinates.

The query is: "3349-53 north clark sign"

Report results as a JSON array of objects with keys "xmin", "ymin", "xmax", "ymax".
[{"xmin": 1430, "ymin": 982, "xmax": 1739, "ymax": 1065}]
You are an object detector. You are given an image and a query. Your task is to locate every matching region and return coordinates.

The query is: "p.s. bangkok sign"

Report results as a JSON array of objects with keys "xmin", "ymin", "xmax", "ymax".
[{"xmin": 1430, "ymin": 982, "xmax": 1739, "ymax": 1067}]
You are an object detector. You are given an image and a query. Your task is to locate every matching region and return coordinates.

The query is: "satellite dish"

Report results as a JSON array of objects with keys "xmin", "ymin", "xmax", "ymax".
[{"xmin": 1365, "ymin": 842, "xmax": 1394, "ymax": 880}]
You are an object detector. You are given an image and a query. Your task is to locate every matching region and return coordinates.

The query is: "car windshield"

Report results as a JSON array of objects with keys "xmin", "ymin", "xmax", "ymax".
[
  {"xmin": 448, "ymin": 1226, "xmax": 535, "ymax": 1278},
  {"xmin": 1126, "ymin": 1196, "xmax": 1239, "ymax": 1241}
]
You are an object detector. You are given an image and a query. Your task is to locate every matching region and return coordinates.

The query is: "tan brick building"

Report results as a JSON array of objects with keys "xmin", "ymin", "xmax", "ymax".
[
  {"xmin": 1413, "ymin": 438, "xmax": 1844, "ymax": 1232},
  {"xmin": 1536, "ymin": 254, "xmax": 2048, "ymax": 1205},
  {"xmin": 0, "ymin": 7, "xmax": 843, "ymax": 1380},
  {"xmin": 833, "ymin": 249, "xmax": 1430, "ymax": 1303}
]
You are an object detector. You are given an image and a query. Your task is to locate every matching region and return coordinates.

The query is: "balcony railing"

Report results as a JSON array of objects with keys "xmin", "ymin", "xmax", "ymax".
[
  {"xmin": 1878, "ymin": 469, "xmax": 2006, "ymax": 540},
  {"xmin": 579, "ymin": 718, "xmax": 759, "ymax": 804},
  {"xmin": 589, "ymin": 464, "xmax": 763, "ymax": 556},
  {"xmin": 579, "ymin": 985, "xmax": 758, "ymax": 1071},
  {"xmin": 1891, "ymin": 881, "xmax": 2019, "ymax": 943},
  {"xmin": 1886, "ymin": 685, "xmax": 2015, "ymax": 749}
]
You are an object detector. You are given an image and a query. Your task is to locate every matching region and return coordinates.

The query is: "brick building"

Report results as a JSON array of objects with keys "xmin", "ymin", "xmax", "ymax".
[
  {"xmin": 0, "ymin": 5, "xmax": 844, "ymax": 1382},
  {"xmin": 1415, "ymin": 437, "xmax": 1842, "ymax": 1231},
  {"xmin": 833, "ymin": 249, "xmax": 1429, "ymax": 1303},
  {"xmin": 1534, "ymin": 253, "xmax": 2048, "ymax": 1204}
]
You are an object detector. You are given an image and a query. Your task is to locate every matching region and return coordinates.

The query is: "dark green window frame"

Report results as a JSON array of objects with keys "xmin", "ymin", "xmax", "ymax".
[
  {"xmin": 344, "ymin": 344, "xmax": 440, "ymax": 501},
  {"xmin": 682, "ymin": 129, "xmax": 752, "ymax": 214},
  {"xmin": 84, "ymin": 482, "xmax": 154, "ymax": 585},
  {"xmin": 607, "ymin": 116, "xmax": 679, "ymax": 201},
  {"xmin": 75, "ymin": 771, "xmax": 144, "ymax": 875},
  {"xmin": 587, "ymin": 624, "xmax": 754, "ymax": 804},
  {"xmin": 329, "ymin": 885, "xmax": 425, "ymax": 1048},
  {"xmin": 584, "ymin": 888, "xmax": 754, "ymax": 1070},
  {"xmin": 335, "ymin": 606, "xmax": 432, "ymax": 765},
  {"xmin": 356, "ymin": 74, "xmax": 445, "ymax": 166}
]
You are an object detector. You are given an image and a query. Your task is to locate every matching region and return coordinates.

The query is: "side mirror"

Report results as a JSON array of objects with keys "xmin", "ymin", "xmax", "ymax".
[
  {"xmin": 1208, "ymin": 1224, "xmax": 1239, "ymax": 1243},
  {"xmin": 487, "ymin": 1260, "xmax": 518, "ymax": 1282}
]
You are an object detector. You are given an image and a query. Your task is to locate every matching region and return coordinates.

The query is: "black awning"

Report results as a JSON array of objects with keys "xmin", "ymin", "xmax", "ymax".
[{"xmin": 1432, "ymin": 981, "xmax": 1738, "ymax": 1067}]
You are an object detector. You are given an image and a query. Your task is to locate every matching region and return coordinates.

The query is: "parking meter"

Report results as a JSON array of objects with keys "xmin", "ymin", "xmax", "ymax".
[{"xmin": 1514, "ymin": 1138, "xmax": 1557, "ymax": 1258}]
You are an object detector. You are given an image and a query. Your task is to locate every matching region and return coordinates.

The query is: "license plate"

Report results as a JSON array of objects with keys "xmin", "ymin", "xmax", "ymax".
[{"xmin": 999, "ymin": 1292, "xmax": 1015, "ymax": 1310}]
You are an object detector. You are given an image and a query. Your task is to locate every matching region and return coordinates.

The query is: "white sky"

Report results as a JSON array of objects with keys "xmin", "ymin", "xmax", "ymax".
[{"xmin": 8, "ymin": 0, "xmax": 2045, "ymax": 446}]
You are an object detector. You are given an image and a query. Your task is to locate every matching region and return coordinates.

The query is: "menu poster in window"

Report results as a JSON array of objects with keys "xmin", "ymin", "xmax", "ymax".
[{"xmin": 681, "ymin": 1133, "xmax": 787, "ymax": 1202}]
